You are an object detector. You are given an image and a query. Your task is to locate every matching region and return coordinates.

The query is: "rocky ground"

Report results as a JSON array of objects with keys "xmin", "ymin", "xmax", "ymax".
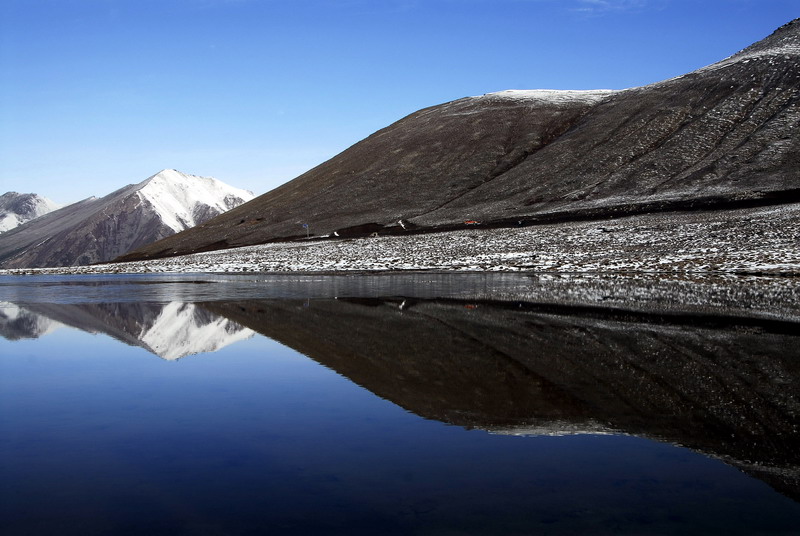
[{"xmin": 3, "ymin": 203, "xmax": 798, "ymax": 277}]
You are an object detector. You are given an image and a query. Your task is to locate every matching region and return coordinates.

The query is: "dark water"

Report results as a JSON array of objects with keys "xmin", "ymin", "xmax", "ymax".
[{"xmin": 1, "ymin": 273, "xmax": 799, "ymax": 535}]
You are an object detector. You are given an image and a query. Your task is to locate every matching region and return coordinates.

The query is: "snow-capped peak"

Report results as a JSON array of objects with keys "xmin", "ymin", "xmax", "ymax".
[
  {"xmin": 136, "ymin": 169, "xmax": 255, "ymax": 233},
  {"xmin": 0, "ymin": 192, "xmax": 62, "ymax": 233}
]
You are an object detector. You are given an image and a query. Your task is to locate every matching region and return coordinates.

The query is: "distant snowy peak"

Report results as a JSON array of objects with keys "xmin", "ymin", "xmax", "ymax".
[
  {"xmin": 135, "ymin": 169, "xmax": 255, "ymax": 233},
  {"xmin": 0, "ymin": 192, "xmax": 61, "ymax": 233},
  {"xmin": 0, "ymin": 169, "xmax": 255, "ymax": 268}
]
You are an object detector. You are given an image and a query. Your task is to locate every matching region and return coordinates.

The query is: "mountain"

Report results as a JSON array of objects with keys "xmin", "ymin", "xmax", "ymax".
[
  {"xmin": 119, "ymin": 19, "xmax": 800, "ymax": 262},
  {"xmin": 0, "ymin": 192, "xmax": 61, "ymax": 233},
  {"xmin": 0, "ymin": 169, "xmax": 254, "ymax": 268},
  {"xmin": 0, "ymin": 301, "xmax": 255, "ymax": 360}
]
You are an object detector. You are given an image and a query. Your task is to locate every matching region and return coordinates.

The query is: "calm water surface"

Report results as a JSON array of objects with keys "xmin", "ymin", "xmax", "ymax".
[{"xmin": 1, "ymin": 274, "xmax": 799, "ymax": 535}]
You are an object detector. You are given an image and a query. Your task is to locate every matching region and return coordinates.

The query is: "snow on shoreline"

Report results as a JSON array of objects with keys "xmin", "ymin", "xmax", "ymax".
[{"xmin": 3, "ymin": 203, "xmax": 798, "ymax": 277}]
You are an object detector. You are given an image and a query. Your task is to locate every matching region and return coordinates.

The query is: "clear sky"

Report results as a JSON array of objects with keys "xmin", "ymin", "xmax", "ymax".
[{"xmin": 1, "ymin": 0, "xmax": 797, "ymax": 204}]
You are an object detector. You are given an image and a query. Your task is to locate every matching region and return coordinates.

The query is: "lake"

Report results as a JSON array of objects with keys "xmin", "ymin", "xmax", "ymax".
[{"xmin": 1, "ymin": 273, "xmax": 799, "ymax": 535}]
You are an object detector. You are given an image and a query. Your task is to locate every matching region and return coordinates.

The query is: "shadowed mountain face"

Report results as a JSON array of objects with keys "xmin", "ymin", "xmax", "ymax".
[
  {"xmin": 203, "ymin": 297, "xmax": 800, "ymax": 503},
  {"xmin": 121, "ymin": 20, "xmax": 800, "ymax": 261}
]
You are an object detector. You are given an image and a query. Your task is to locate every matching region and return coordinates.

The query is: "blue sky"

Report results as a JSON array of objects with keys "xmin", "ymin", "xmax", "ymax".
[{"xmin": 1, "ymin": 0, "xmax": 797, "ymax": 203}]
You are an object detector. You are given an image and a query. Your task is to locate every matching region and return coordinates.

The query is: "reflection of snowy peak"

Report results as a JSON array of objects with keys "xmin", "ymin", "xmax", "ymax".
[
  {"xmin": 0, "ymin": 192, "xmax": 61, "ymax": 233},
  {"xmin": 139, "ymin": 302, "xmax": 256, "ymax": 360},
  {"xmin": 0, "ymin": 301, "xmax": 63, "ymax": 340},
  {"xmin": 0, "ymin": 169, "xmax": 254, "ymax": 268},
  {"xmin": 0, "ymin": 301, "xmax": 255, "ymax": 360}
]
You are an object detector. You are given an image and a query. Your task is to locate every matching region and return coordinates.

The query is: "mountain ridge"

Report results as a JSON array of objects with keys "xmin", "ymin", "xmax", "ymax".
[{"xmin": 0, "ymin": 169, "xmax": 254, "ymax": 268}]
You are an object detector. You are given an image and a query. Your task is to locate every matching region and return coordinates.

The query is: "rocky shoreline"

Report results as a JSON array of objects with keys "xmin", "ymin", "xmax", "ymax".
[{"xmin": 3, "ymin": 203, "xmax": 798, "ymax": 277}]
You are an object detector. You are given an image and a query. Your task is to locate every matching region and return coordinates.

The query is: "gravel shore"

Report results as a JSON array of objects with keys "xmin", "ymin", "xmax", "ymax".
[{"xmin": 3, "ymin": 204, "xmax": 799, "ymax": 276}]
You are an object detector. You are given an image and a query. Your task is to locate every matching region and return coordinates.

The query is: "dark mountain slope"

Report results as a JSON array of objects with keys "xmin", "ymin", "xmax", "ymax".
[
  {"xmin": 0, "ymin": 193, "xmax": 125, "ymax": 267},
  {"xmin": 121, "ymin": 20, "xmax": 800, "ymax": 262}
]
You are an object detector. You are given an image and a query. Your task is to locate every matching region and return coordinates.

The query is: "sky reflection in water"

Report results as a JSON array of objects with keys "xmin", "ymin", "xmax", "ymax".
[{"xmin": 1, "ymin": 274, "xmax": 799, "ymax": 535}]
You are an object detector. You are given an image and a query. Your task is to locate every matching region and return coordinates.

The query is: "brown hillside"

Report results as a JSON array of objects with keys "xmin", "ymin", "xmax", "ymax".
[{"xmin": 120, "ymin": 19, "xmax": 800, "ymax": 262}]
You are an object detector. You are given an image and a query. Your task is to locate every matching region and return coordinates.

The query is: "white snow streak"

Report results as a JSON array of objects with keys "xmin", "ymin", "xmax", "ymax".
[{"xmin": 477, "ymin": 89, "xmax": 616, "ymax": 104}]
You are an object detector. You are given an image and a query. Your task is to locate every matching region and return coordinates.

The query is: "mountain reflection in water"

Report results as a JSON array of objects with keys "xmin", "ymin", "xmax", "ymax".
[
  {"xmin": 0, "ymin": 300, "xmax": 254, "ymax": 360},
  {"xmin": 203, "ymin": 297, "xmax": 800, "ymax": 504},
  {"xmin": 3, "ymin": 284, "xmax": 797, "ymax": 505}
]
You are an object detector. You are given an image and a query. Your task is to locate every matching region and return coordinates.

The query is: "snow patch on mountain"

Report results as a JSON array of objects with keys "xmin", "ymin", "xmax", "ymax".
[
  {"xmin": 480, "ymin": 25, "xmax": 799, "ymax": 104},
  {"xmin": 479, "ymin": 89, "xmax": 616, "ymax": 104},
  {"xmin": 139, "ymin": 301, "xmax": 255, "ymax": 360},
  {"xmin": 667, "ymin": 20, "xmax": 799, "ymax": 81},
  {"xmin": 695, "ymin": 42, "xmax": 800, "ymax": 75},
  {"xmin": 0, "ymin": 193, "xmax": 61, "ymax": 233},
  {"xmin": 135, "ymin": 169, "xmax": 255, "ymax": 233}
]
